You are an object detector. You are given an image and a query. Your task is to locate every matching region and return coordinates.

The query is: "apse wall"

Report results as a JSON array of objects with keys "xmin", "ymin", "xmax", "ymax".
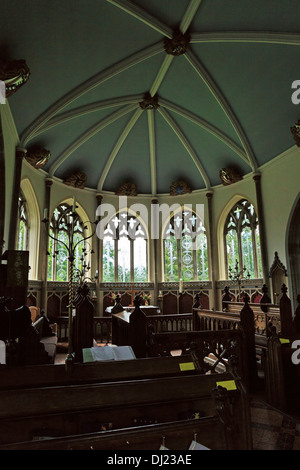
[{"xmin": 1, "ymin": 102, "xmax": 299, "ymax": 289}]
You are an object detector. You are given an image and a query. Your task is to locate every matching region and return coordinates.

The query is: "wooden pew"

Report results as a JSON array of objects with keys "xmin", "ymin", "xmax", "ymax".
[
  {"xmin": 0, "ymin": 327, "xmax": 252, "ymax": 450},
  {"xmin": 0, "ymin": 367, "xmax": 252, "ymax": 450},
  {"xmin": 0, "ymin": 354, "xmax": 199, "ymax": 390},
  {"xmin": 0, "ymin": 411, "xmax": 241, "ymax": 450}
]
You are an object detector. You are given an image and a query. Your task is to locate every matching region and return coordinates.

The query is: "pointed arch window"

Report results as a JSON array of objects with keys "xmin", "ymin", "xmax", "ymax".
[
  {"xmin": 102, "ymin": 212, "xmax": 148, "ymax": 282},
  {"xmin": 47, "ymin": 203, "xmax": 86, "ymax": 281},
  {"xmin": 224, "ymin": 199, "xmax": 262, "ymax": 279},
  {"xmin": 163, "ymin": 210, "xmax": 208, "ymax": 282},
  {"xmin": 17, "ymin": 191, "xmax": 29, "ymax": 251}
]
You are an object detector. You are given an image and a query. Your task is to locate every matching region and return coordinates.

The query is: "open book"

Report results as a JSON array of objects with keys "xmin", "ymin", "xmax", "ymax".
[{"xmin": 83, "ymin": 345, "xmax": 136, "ymax": 362}]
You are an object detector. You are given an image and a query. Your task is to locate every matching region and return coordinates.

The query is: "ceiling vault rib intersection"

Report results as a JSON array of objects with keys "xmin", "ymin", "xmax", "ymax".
[{"xmin": 49, "ymin": 103, "xmax": 138, "ymax": 177}]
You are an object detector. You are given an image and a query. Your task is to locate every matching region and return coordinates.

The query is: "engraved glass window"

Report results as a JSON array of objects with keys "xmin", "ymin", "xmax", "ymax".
[
  {"xmin": 17, "ymin": 192, "xmax": 29, "ymax": 251},
  {"xmin": 102, "ymin": 212, "xmax": 148, "ymax": 282},
  {"xmin": 224, "ymin": 199, "xmax": 262, "ymax": 279},
  {"xmin": 47, "ymin": 203, "xmax": 85, "ymax": 281},
  {"xmin": 164, "ymin": 210, "xmax": 208, "ymax": 282}
]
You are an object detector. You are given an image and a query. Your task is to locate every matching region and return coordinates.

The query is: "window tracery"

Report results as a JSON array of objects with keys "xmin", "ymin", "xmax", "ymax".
[
  {"xmin": 163, "ymin": 210, "xmax": 208, "ymax": 282},
  {"xmin": 47, "ymin": 203, "xmax": 85, "ymax": 281},
  {"xmin": 102, "ymin": 212, "xmax": 148, "ymax": 282},
  {"xmin": 224, "ymin": 199, "xmax": 262, "ymax": 279}
]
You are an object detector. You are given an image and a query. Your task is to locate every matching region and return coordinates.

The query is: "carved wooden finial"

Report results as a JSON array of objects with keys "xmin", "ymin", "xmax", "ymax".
[{"xmin": 281, "ymin": 283, "xmax": 288, "ymax": 295}]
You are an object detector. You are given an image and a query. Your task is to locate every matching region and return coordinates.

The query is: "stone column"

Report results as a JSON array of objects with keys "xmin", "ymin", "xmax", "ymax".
[
  {"xmin": 206, "ymin": 190, "xmax": 217, "ymax": 310},
  {"xmin": 0, "ymin": 113, "xmax": 5, "ymax": 255},
  {"xmin": 253, "ymin": 173, "xmax": 269, "ymax": 289},
  {"xmin": 151, "ymin": 199, "xmax": 159, "ymax": 306},
  {"xmin": 41, "ymin": 178, "xmax": 53, "ymax": 313},
  {"xmin": 8, "ymin": 147, "xmax": 26, "ymax": 250},
  {"xmin": 96, "ymin": 194, "xmax": 103, "ymax": 315}
]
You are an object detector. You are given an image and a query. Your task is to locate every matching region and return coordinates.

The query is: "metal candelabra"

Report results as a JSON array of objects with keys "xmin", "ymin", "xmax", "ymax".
[
  {"xmin": 42, "ymin": 201, "xmax": 96, "ymax": 367},
  {"xmin": 228, "ymin": 259, "xmax": 250, "ymax": 299}
]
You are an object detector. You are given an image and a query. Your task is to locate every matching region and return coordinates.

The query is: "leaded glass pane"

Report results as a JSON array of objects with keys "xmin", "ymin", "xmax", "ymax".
[
  {"xmin": 134, "ymin": 237, "xmax": 147, "ymax": 282},
  {"xmin": 256, "ymin": 226, "xmax": 263, "ymax": 278},
  {"xmin": 241, "ymin": 226, "xmax": 254, "ymax": 277},
  {"xmin": 47, "ymin": 203, "xmax": 86, "ymax": 281},
  {"xmin": 181, "ymin": 235, "xmax": 194, "ymax": 281},
  {"xmin": 196, "ymin": 233, "xmax": 208, "ymax": 281},
  {"xmin": 226, "ymin": 229, "xmax": 239, "ymax": 274},
  {"xmin": 118, "ymin": 237, "xmax": 131, "ymax": 282},
  {"xmin": 224, "ymin": 199, "xmax": 263, "ymax": 279},
  {"xmin": 103, "ymin": 236, "xmax": 115, "ymax": 282},
  {"xmin": 164, "ymin": 236, "xmax": 178, "ymax": 281}
]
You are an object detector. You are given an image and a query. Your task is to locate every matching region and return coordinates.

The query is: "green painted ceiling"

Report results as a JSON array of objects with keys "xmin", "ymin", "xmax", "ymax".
[{"xmin": 2, "ymin": 0, "xmax": 300, "ymax": 194}]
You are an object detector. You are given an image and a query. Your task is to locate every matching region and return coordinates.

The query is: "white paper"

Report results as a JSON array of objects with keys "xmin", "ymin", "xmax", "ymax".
[
  {"xmin": 188, "ymin": 440, "xmax": 210, "ymax": 450},
  {"xmin": 90, "ymin": 345, "xmax": 136, "ymax": 361}
]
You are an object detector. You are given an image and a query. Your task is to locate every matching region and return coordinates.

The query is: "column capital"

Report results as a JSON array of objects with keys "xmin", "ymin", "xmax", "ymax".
[
  {"xmin": 252, "ymin": 172, "xmax": 261, "ymax": 182},
  {"xmin": 16, "ymin": 147, "xmax": 27, "ymax": 159},
  {"xmin": 96, "ymin": 193, "xmax": 103, "ymax": 205},
  {"xmin": 45, "ymin": 177, "xmax": 53, "ymax": 187},
  {"xmin": 205, "ymin": 190, "xmax": 214, "ymax": 199}
]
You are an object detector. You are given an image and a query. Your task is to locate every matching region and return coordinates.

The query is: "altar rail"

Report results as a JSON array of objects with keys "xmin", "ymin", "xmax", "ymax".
[{"xmin": 55, "ymin": 313, "xmax": 193, "ymax": 344}]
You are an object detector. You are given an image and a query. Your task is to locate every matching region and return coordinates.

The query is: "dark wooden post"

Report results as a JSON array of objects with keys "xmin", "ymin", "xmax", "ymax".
[
  {"xmin": 0, "ymin": 114, "xmax": 5, "ymax": 256},
  {"xmin": 73, "ymin": 283, "xmax": 95, "ymax": 362},
  {"xmin": 240, "ymin": 293, "xmax": 258, "ymax": 390},
  {"xmin": 260, "ymin": 283, "xmax": 271, "ymax": 313},
  {"xmin": 129, "ymin": 295, "xmax": 147, "ymax": 358},
  {"xmin": 279, "ymin": 284, "xmax": 294, "ymax": 338},
  {"xmin": 293, "ymin": 294, "xmax": 300, "ymax": 336},
  {"xmin": 222, "ymin": 286, "xmax": 232, "ymax": 311}
]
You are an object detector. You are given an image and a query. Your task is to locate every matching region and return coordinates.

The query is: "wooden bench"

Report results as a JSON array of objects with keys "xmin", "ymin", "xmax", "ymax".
[
  {"xmin": 0, "ymin": 326, "xmax": 252, "ymax": 449},
  {"xmin": 0, "ymin": 367, "xmax": 252, "ymax": 450},
  {"xmin": 0, "ymin": 412, "xmax": 242, "ymax": 450}
]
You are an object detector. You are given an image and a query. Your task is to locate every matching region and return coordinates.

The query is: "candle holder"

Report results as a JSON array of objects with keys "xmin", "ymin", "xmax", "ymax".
[
  {"xmin": 228, "ymin": 259, "xmax": 250, "ymax": 299},
  {"xmin": 42, "ymin": 202, "xmax": 96, "ymax": 368}
]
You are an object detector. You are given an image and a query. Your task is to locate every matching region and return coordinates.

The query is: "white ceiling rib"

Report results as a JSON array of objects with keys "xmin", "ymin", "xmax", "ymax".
[
  {"xmin": 21, "ymin": 41, "xmax": 164, "ymax": 146},
  {"xmin": 49, "ymin": 104, "xmax": 137, "ymax": 177},
  {"xmin": 97, "ymin": 107, "xmax": 143, "ymax": 191}
]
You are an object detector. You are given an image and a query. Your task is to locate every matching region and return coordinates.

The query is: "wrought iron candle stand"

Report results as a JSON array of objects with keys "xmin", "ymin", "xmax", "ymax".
[
  {"xmin": 228, "ymin": 259, "xmax": 250, "ymax": 299},
  {"xmin": 42, "ymin": 203, "xmax": 96, "ymax": 368}
]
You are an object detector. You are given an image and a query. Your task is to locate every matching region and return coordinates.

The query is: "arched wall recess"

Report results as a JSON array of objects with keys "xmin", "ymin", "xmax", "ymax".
[
  {"xmin": 269, "ymin": 251, "xmax": 288, "ymax": 305},
  {"xmin": 20, "ymin": 178, "xmax": 40, "ymax": 280}
]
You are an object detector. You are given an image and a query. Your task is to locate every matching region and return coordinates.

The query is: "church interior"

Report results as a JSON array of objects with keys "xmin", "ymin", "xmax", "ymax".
[{"xmin": 0, "ymin": 0, "xmax": 300, "ymax": 451}]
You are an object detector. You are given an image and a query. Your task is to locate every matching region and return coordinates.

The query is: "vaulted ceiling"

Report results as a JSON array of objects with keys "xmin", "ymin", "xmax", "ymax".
[{"xmin": 2, "ymin": 0, "xmax": 300, "ymax": 195}]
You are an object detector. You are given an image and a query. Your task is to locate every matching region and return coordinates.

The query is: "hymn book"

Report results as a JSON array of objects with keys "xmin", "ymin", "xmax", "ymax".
[{"xmin": 83, "ymin": 345, "xmax": 136, "ymax": 362}]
